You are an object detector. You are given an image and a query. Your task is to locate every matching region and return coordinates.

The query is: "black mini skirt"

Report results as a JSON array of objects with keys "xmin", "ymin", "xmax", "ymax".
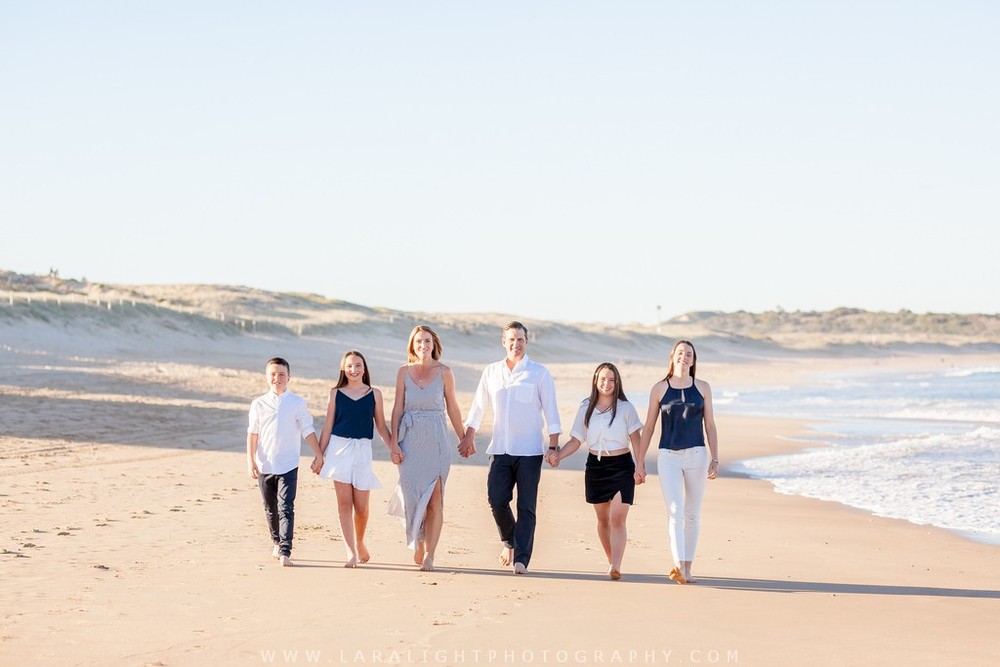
[{"xmin": 584, "ymin": 452, "xmax": 636, "ymax": 505}]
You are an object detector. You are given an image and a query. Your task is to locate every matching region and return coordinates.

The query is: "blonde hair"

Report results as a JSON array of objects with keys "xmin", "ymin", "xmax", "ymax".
[{"xmin": 406, "ymin": 325, "xmax": 443, "ymax": 363}]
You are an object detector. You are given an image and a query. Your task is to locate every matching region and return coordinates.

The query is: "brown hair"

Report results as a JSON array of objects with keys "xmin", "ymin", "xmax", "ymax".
[
  {"xmin": 502, "ymin": 320, "xmax": 528, "ymax": 340},
  {"xmin": 584, "ymin": 362, "xmax": 629, "ymax": 427},
  {"xmin": 265, "ymin": 357, "xmax": 290, "ymax": 374},
  {"xmin": 663, "ymin": 339, "xmax": 697, "ymax": 381},
  {"xmin": 335, "ymin": 350, "xmax": 371, "ymax": 388}
]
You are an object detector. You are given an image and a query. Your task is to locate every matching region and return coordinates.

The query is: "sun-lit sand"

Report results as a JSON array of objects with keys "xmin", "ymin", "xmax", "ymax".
[{"xmin": 1, "ymin": 287, "xmax": 998, "ymax": 666}]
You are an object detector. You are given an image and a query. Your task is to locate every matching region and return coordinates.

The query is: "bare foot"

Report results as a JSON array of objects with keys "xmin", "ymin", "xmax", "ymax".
[
  {"xmin": 344, "ymin": 557, "xmax": 358, "ymax": 568},
  {"xmin": 499, "ymin": 546, "xmax": 513, "ymax": 567},
  {"xmin": 668, "ymin": 566, "xmax": 687, "ymax": 584},
  {"xmin": 609, "ymin": 566, "xmax": 622, "ymax": 581},
  {"xmin": 358, "ymin": 543, "xmax": 370, "ymax": 564},
  {"xmin": 420, "ymin": 554, "xmax": 435, "ymax": 572},
  {"xmin": 414, "ymin": 541, "xmax": 426, "ymax": 566}
]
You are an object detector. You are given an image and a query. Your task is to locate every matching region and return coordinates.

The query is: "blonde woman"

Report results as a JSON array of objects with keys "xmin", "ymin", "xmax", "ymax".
[{"xmin": 387, "ymin": 326, "xmax": 465, "ymax": 571}]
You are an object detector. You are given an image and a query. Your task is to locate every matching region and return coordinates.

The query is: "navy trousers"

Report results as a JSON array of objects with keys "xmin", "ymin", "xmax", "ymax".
[
  {"xmin": 487, "ymin": 454, "xmax": 543, "ymax": 567},
  {"xmin": 258, "ymin": 467, "xmax": 298, "ymax": 557}
]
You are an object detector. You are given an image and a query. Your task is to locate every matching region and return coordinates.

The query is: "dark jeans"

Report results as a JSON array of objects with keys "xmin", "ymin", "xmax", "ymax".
[
  {"xmin": 258, "ymin": 467, "xmax": 298, "ymax": 557},
  {"xmin": 487, "ymin": 454, "xmax": 543, "ymax": 567}
]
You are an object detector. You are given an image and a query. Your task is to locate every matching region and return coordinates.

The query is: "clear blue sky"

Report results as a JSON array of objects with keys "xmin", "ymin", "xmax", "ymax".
[{"xmin": 2, "ymin": 2, "xmax": 997, "ymax": 324}]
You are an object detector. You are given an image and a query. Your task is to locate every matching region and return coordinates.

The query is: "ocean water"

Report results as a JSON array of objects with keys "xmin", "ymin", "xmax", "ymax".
[{"xmin": 721, "ymin": 366, "xmax": 1000, "ymax": 545}]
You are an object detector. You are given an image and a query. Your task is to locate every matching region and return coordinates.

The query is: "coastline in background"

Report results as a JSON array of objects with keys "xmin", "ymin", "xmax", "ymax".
[{"xmin": 727, "ymin": 366, "xmax": 1000, "ymax": 544}]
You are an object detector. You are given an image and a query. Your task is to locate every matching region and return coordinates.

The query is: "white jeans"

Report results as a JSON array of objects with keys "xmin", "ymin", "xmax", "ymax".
[{"xmin": 658, "ymin": 447, "xmax": 709, "ymax": 565}]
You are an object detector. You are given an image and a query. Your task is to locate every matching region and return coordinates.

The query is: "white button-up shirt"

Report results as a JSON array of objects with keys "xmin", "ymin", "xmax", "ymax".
[
  {"xmin": 465, "ymin": 356, "xmax": 561, "ymax": 456},
  {"xmin": 247, "ymin": 390, "xmax": 316, "ymax": 474}
]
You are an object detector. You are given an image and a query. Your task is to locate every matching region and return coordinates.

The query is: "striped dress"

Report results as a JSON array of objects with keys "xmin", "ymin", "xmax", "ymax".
[{"xmin": 387, "ymin": 372, "xmax": 451, "ymax": 548}]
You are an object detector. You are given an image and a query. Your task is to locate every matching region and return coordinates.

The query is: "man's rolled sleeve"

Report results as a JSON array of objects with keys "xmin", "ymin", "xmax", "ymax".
[
  {"xmin": 539, "ymin": 371, "xmax": 561, "ymax": 435},
  {"xmin": 464, "ymin": 369, "xmax": 490, "ymax": 431}
]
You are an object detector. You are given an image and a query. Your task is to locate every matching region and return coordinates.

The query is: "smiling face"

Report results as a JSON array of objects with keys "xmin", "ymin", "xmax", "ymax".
[
  {"xmin": 667, "ymin": 340, "xmax": 697, "ymax": 378},
  {"xmin": 595, "ymin": 367, "xmax": 617, "ymax": 397},
  {"xmin": 672, "ymin": 343, "xmax": 694, "ymax": 369},
  {"xmin": 502, "ymin": 327, "xmax": 527, "ymax": 364},
  {"xmin": 343, "ymin": 354, "xmax": 366, "ymax": 383},
  {"xmin": 409, "ymin": 327, "xmax": 440, "ymax": 362},
  {"xmin": 266, "ymin": 362, "xmax": 290, "ymax": 394}
]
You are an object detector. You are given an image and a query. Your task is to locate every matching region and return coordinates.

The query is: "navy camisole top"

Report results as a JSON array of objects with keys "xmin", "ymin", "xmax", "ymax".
[
  {"xmin": 657, "ymin": 378, "xmax": 705, "ymax": 451},
  {"xmin": 331, "ymin": 389, "xmax": 375, "ymax": 439}
]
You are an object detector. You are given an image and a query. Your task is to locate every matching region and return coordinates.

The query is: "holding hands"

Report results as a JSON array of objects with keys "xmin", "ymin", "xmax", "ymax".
[
  {"xmin": 546, "ymin": 446, "xmax": 561, "ymax": 467},
  {"xmin": 310, "ymin": 454, "xmax": 324, "ymax": 475},
  {"xmin": 457, "ymin": 433, "xmax": 476, "ymax": 459},
  {"xmin": 634, "ymin": 461, "xmax": 646, "ymax": 485},
  {"xmin": 389, "ymin": 443, "xmax": 404, "ymax": 465}
]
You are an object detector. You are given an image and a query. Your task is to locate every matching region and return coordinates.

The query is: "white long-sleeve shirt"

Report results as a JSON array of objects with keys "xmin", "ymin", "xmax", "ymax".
[
  {"xmin": 464, "ymin": 356, "xmax": 561, "ymax": 456},
  {"xmin": 248, "ymin": 390, "xmax": 316, "ymax": 474}
]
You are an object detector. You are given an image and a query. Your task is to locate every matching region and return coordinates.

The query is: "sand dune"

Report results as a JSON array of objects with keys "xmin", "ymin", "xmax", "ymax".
[{"xmin": 1, "ymin": 280, "xmax": 998, "ymax": 665}]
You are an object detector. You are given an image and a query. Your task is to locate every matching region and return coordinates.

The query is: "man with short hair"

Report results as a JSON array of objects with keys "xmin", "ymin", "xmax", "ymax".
[{"xmin": 459, "ymin": 321, "xmax": 561, "ymax": 574}]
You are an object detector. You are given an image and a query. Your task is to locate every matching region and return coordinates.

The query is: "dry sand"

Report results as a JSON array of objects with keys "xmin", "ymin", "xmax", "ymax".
[{"xmin": 1, "ymin": 304, "xmax": 998, "ymax": 666}]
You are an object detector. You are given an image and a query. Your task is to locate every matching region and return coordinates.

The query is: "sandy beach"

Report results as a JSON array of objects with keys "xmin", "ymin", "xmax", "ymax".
[{"xmin": 1, "ymin": 293, "xmax": 998, "ymax": 666}]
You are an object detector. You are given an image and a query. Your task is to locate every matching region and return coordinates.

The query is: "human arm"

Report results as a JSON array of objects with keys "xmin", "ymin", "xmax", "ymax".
[
  {"xmin": 459, "ymin": 368, "xmax": 490, "ymax": 458},
  {"xmin": 441, "ymin": 367, "xmax": 466, "ymax": 441},
  {"xmin": 319, "ymin": 388, "xmax": 336, "ymax": 456},
  {"xmin": 628, "ymin": 428, "xmax": 643, "ymax": 484},
  {"xmin": 295, "ymin": 398, "xmax": 323, "ymax": 474},
  {"xmin": 372, "ymin": 388, "xmax": 395, "ymax": 455},
  {"xmin": 389, "ymin": 368, "xmax": 406, "ymax": 464},
  {"xmin": 538, "ymin": 368, "xmax": 562, "ymax": 445},
  {"xmin": 635, "ymin": 381, "xmax": 665, "ymax": 483},
  {"xmin": 246, "ymin": 432, "xmax": 259, "ymax": 479},
  {"xmin": 551, "ymin": 401, "xmax": 588, "ymax": 467},
  {"xmin": 699, "ymin": 379, "xmax": 719, "ymax": 480},
  {"xmin": 549, "ymin": 436, "xmax": 581, "ymax": 467},
  {"xmin": 305, "ymin": 432, "xmax": 324, "ymax": 474}
]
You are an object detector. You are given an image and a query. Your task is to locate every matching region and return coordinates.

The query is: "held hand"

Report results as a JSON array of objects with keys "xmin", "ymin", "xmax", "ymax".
[
  {"xmin": 634, "ymin": 464, "xmax": 646, "ymax": 485},
  {"xmin": 546, "ymin": 450, "xmax": 559, "ymax": 467},
  {"xmin": 390, "ymin": 446, "xmax": 404, "ymax": 465},
  {"xmin": 458, "ymin": 435, "xmax": 476, "ymax": 459},
  {"xmin": 310, "ymin": 456, "xmax": 323, "ymax": 474}
]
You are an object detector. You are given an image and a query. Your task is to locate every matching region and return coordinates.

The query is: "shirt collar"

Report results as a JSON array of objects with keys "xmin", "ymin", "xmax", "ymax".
[{"xmin": 505, "ymin": 355, "xmax": 529, "ymax": 372}]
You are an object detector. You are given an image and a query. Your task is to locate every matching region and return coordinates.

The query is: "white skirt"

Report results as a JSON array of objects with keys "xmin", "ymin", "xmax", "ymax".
[{"xmin": 319, "ymin": 435, "xmax": 382, "ymax": 490}]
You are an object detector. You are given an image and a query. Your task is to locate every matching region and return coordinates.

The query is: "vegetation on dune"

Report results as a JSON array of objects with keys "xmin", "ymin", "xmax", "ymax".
[{"xmin": 2, "ymin": 270, "xmax": 997, "ymax": 347}]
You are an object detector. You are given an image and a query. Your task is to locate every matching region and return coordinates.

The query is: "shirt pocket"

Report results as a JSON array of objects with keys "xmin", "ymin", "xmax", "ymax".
[{"xmin": 515, "ymin": 384, "xmax": 535, "ymax": 404}]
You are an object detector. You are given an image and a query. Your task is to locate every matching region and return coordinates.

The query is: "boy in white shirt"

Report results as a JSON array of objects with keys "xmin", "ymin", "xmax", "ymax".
[{"xmin": 247, "ymin": 357, "xmax": 323, "ymax": 566}]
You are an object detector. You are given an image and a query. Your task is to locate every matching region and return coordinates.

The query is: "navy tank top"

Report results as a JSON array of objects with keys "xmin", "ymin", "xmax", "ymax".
[
  {"xmin": 657, "ymin": 378, "xmax": 705, "ymax": 451},
  {"xmin": 331, "ymin": 389, "xmax": 375, "ymax": 439}
]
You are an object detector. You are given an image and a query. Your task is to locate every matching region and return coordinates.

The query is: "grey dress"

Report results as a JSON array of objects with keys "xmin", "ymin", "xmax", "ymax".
[{"xmin": 387, "ymin": 372, "xmax": 451, "ymax": 548}]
